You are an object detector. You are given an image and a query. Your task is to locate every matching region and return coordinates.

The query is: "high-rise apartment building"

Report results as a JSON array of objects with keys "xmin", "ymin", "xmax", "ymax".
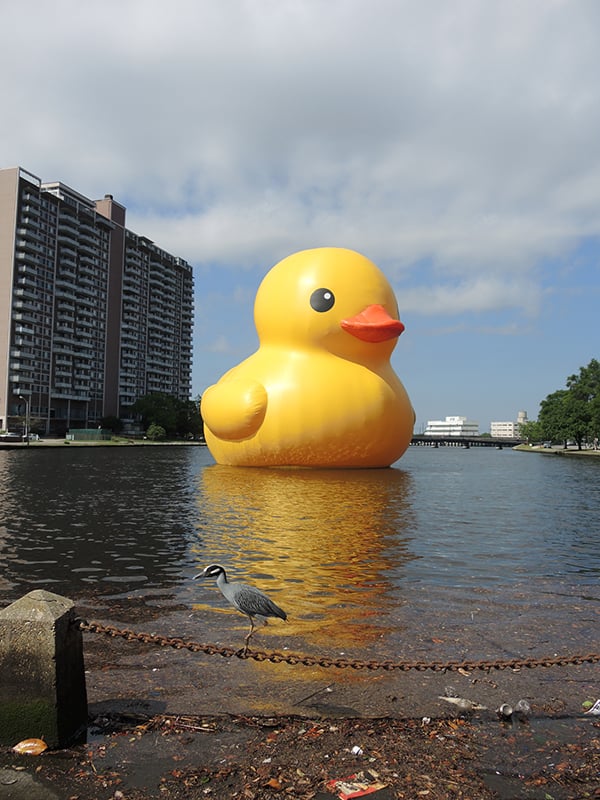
[{"xmin": 0, "ymin": 167, "xmax": 193, "ymax": 435}]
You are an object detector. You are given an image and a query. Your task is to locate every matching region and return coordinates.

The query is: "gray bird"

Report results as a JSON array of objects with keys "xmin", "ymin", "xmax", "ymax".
[{"xmin": 194, "ymin": 564, "xmax": 287, "ymax": 653}]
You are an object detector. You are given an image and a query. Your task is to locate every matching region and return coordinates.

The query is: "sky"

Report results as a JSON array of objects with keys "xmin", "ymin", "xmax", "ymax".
[{"xmin": 2, "ymin": 0, "xmax": 600, "ymax": 432}]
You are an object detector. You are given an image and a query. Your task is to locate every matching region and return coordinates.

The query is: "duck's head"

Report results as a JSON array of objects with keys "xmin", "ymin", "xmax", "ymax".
[{"xmin": 254, "ymin": 248, "xmax": 404, "ymax": 360}]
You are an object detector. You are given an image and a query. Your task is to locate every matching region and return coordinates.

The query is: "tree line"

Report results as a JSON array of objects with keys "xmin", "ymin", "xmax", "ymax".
[
  {"xmin": 520, "ymin": 358, "xmax": 600, "ymax": 449},
  {"xmin": 102, "ymin": 392, "xmax": 203, "ymax": 441}
]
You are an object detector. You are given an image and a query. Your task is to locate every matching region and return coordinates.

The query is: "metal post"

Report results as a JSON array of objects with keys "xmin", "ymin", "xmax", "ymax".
[{"xmin": 18, "ymin": 394, "xmax": 30, "ymax": 446}]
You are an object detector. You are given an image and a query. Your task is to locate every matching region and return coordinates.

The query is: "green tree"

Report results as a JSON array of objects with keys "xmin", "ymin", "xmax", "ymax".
[
  {"xmin": 197, "ymin": 395, "xmax": 205, "ymax": 441},
  {"xmin": 524, "ymin": 358, "xmax": 600, "ymax": 449},
  {"xmin": 146, "ymin": 422, "xmax": 166, "ymax": 441},
  {"xmin": 519, "ymin": 419, "xmax": 544, "ymax": 444},
  {"xmin": 131, "ymin": 392, "xmax": 203, "ymax": 438},
  {"xmin": 591, "ymin": 390, "xmax": 600, "ymax": 447},
  {"xmin": 538, "ymin": 389, "xmax": 569, "ymax": 443},
  {"xmin": 100, "ymin": 415, "xmax": 123, "ymax": 434},
  {"xmin": 176, "ymin": 399, "xmax": 203, "ymax": 438},
  {"xmin": 565, "ymin": 358, "xmax": 600, "ymax": 448},
  {"xmin": 131, "ymin": 393, "xmax": 179, "ymax": 436}
]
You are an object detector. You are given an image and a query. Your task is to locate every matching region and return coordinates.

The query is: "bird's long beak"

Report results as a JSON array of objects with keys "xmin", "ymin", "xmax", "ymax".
[
  {"xmin": 341, "ymin": 304, "xmax": 405, "ymax": 343},
  {"xmin": 193, "ymin": 571, "xmax": 205, "ymax": 580}
]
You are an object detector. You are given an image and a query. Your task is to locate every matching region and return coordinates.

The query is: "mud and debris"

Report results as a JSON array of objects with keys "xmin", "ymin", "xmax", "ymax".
[{"xmin": 2, "ymin": 711, "xmax": 600, "ymax": 800}]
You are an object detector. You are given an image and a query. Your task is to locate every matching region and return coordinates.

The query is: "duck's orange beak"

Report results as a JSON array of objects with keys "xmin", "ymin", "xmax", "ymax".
[{"xmin": 341, "ymin": 304, "xmax": 405, "ymax": 343}]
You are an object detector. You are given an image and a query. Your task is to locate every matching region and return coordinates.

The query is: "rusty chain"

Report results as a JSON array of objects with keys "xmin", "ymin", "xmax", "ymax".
[{"xmin": 76, "ymin": 619, "xmax": 600, "ymax": 673}]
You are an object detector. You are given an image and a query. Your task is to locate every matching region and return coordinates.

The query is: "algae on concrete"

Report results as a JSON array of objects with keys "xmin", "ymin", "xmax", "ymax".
[{"xmin": 0, "ymin": 590, "xmax": 87, "ymax": 748}]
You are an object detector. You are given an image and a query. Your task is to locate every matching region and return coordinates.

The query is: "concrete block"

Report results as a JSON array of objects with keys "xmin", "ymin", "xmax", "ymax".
[{"xmin": 0, "ymin": 590, "xmax": 88, "ymax": 748}]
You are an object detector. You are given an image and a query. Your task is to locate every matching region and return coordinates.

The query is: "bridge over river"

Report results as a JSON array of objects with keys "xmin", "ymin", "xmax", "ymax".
[{"xmin": 410, "ymin": 435, "xmax": 523, "ymax": 448}]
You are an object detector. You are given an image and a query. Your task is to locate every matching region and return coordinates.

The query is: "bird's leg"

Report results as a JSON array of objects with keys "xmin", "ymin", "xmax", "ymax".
[{"xmin": 241, "ymin": 618, "xmax": 256, "ymax": 656}]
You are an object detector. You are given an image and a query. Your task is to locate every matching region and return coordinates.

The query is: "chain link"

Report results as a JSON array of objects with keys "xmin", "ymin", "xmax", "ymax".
[{"xmin": 76, "ymin": 619, "xmax": 600, "ymax": 673}]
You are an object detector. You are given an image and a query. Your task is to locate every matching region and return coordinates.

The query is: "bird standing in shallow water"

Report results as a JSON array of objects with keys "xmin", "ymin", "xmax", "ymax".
[{"xmin": 194, "ymin": 564, "xmax": 287, "ymax": 654}]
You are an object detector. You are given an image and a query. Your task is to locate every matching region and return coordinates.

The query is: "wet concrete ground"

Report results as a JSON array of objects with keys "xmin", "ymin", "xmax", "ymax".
[
  {"xmin": 75, "ymin": 579, "xmax": 600, "ymax": 721},
  {"xmin": 1, "ymin": 587, "xmax": 599, "ymax": 799}
]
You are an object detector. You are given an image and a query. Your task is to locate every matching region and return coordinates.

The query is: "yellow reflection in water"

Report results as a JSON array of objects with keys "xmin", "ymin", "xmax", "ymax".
[{"xmin": 193, "ymin": 465, "xmax": 417, "ymax": 652}]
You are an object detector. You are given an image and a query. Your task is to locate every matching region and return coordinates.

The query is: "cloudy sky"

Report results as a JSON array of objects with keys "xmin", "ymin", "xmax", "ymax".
[{"xmin": 3, "ymin": 0, "xmax": 599, "ymax": 431}]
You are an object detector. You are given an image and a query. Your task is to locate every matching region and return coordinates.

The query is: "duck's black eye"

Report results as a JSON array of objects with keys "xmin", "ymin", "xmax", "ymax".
[{"xmin": 310, "ymin": 288, "xmax": 335, "ymax": 312}]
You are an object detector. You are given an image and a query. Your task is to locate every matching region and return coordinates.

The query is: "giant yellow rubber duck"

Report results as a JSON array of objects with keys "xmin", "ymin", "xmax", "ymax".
[{"xmin": 201, "ymin": 247, "xmax": 415, "ymax": 467}]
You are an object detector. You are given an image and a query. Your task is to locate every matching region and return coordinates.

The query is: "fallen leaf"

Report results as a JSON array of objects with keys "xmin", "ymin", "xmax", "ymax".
[{"xmin": 12, "ymin": 738, "xmax": 48, "ymax": 756}]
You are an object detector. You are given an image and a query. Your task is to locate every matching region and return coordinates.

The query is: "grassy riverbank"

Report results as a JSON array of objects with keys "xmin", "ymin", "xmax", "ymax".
[
  {"xmin": 0, "ymin": 438, "xmax": 206, "ymax": 449},
  {"xmin": 515, "ymin": 443, "xmax": 600, "ymax": 457}
]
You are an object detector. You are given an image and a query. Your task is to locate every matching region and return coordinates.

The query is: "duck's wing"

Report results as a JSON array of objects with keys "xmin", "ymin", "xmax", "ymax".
[{"xmin": 201, "ymin": 378, "xmax": 267, "ymax": 440}]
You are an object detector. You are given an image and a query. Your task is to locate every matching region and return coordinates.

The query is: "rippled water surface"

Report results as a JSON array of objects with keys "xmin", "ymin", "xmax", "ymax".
[{"xmin": 1, "ymin": 445, "xmax": 599, "ymax": 654}]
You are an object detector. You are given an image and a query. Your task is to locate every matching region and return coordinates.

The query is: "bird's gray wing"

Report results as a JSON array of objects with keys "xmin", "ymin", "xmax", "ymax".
[{"xmin": 234, "ymin": 584, "xmax": 287, "ymax": 620}]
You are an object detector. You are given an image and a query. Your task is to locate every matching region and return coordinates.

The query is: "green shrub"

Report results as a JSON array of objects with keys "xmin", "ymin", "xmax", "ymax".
[{"xmin": 146, "ymin": 423, "xmax": 166, "ymax": 441}]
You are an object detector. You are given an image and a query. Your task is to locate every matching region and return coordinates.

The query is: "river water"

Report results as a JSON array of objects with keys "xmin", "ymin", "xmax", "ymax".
[
  {"xmin": 0, "ymin": 445, "xmax": 600, "ymax": 798},
  {"xmin": 3, "ymin": 444, "xmax": 599, "ymax": 799},
  {"xmin": 1, "ymin": 444, "xmax": 598, "ymax": 664}
]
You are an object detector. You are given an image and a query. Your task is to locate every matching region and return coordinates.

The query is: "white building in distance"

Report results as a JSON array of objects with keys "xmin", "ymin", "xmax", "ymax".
[
  {"xmin": 424, "ymin": 416, "xmax": 479, "ymax": 437},
  {"xmin": 490, "ymin": 411, "xmax": 527, "ymax": 439}
]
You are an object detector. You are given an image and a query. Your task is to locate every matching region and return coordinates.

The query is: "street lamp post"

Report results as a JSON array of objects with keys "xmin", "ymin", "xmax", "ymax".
[{"xmin": 18, "ymin": 395, "xmax": 30, "ymax": 446}]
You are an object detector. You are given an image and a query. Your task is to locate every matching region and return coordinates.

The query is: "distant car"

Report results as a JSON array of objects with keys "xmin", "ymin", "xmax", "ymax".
[{"xmin": 543, "ymin": 441, "xmax": 553, "ymax": 448}]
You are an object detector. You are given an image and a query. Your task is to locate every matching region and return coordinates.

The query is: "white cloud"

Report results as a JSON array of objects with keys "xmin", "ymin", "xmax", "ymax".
[
  {"xmin": 3, "ymin": 0, "xmax": 600, "ymax": 319},
  {"xmin": 397, "ymin": 275, "xmax": 540, "ymax": 317}
]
